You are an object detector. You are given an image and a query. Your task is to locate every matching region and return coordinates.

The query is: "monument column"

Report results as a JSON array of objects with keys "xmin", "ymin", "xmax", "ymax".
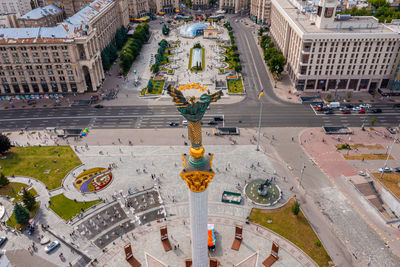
[{"xmin": 167, "ymin": 84, "xmax": 222, "ymax": 267}]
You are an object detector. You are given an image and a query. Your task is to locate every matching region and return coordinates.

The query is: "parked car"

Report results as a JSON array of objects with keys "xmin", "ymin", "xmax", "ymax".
[
  {"xmin": 393, "ymin": 103, "xmax": 400, "ymax": 108},
  {"xmin": 358, "ymin": 171, "xmax": 366, "ymax": 176},
  {"xmin": 94, "ymin": 104, "xmax": 104, "ymax": 108},
  {"xmin": 169, "ymin": 121, "xmax": 179, "ymax": 127},
  {"xmin": 0, "ymin": 236, "xmax": 7, "ymax": 247},
  {"xmin": 208, "ymin": 120, "xmax": 218, "ymax": 125},
  {"xmin": 182, "ymin": 120, "xmax": 188, "ymax": 126},
  {"xmin": 359, "ymin": 104, "xmax": 372, "ymax": 109},
  {"xmin": 345, "ymin": 104, "xmax": 354, "ymax": 109},
  {"xmin": 324, "ymin": 109, "xmax": 334, "ymax": 115},
  {"xmin": 394, "ymin": 167, "xmax": 400, "ymax": 173},
  {"xmin": 214, "ymin": 116, "xmax": 224, "ymax": 121},
  {"xmin": 378, "ymin": 167, "xmax": 392, "ymax": 173},
  {"xmin": 45, "ymin": 241, "xmax": 60, "ymax": 253},
  {"xmin": 387, "ymin": 127, "xmax": 397, "ymax": 134},
  {"xmin": 371, "ymin": 108, "xmax": 382, "ymax": 113},
  {"xmin": 358, "ymin": 109, "xmax": 366, "ymax": 114},
  {"xmin": 353, "ymin": 106, "xmax": 362, "ymax": 111},
  {"xmin": 341, "ymin": 109, "xmax": 351, "ymax": 114}
]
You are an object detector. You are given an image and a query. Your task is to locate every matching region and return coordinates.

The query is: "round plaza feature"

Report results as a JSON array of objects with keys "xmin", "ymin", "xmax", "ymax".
[
  {"xmin": 245, "ymin": 179, "xmax": 282, "ymax": 206},
  {"xmin": 74, "ymin": 167, "xmax": 113, "ymax": 193}
]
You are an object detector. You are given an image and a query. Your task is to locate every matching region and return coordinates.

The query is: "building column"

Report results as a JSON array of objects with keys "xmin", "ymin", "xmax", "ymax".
[{"xmin": 189, "ymin": 189, "xmax": 209, "ymax": 267}]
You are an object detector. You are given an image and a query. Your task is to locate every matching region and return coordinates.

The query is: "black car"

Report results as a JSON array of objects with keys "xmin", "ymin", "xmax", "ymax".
[
  {"xmin": 0, "ymin": 237, "xmax": 7, "ymax": 247},
  {"xmin": 214, "ymin": 116, "xmax": 224, "ymax": 121},
  {"xmin": 345, "ymin": 104, "xmax": 354, "ymax": 109},
  {"xmin": 393, "ymin": 103, "xmax": 400, "ymax": 108},
  {"xmin": 371, "ymin": 108, "xmax": 382, "ymax": 113},
  {"xmin": 169, "ymin": 121, "xmax": 179, "ymax": 127},
  {"xmin": 94, "ymin": 104, "xmax": 104, "ymax": 108},
  {"xmin": 394, "ymin": 167, "xmax": 400, "ymax": 173},
  {"xmin": 324, "ymin": 109, "xmax": 334, "ymax": 114},
  {"xmin": 387, "ymin": 127, "xmax": 397, "ymax": 134},
  {"xmin": 208, "ymin": 120, "xmax": 217, "ymax": 125}
]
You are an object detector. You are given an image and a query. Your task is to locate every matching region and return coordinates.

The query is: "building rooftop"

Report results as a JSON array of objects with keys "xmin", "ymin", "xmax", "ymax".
[
  {"xmin": 0, "ymin": 0, "xmax": 113, "ymax": 43},
  {"xmin": 20, "ymin": 4, "xmax": 62, "ymax": 20},
  {"xmin": 273, "ymin": 0, "xmax": 396, "ymax": 36},
  {"xmin": 2, "ymin": 249, "xmax": 58, "ymax": 267}
]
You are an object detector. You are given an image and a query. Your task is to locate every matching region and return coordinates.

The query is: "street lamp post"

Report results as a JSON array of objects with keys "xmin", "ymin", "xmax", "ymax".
[
  {"xmin": 299, "ymin": 163, "xmax": 306, "ymax": 187},
  {"xmin": 334, "ymin": 79, "xmax": 340, "ymax": 101},
  {"xmin": 256, "ymin": 99, "xmax": 263, "ymax": 151},
  {"xmin": 380, "ymin": 130, "xmax": 398, "ymax": 179},
  {"xmin": 274, "ymin": 66, "xmax": 279, "ymax": 88}
]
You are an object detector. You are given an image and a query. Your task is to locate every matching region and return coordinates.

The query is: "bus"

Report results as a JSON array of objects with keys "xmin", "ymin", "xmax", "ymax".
[
  {"xmin": 208, "ymin": 224, "xmax": 216, "ymax": 252},
  {"xmin": 133, "ymin": 16, "xmax": 150, "ymax": 23}
]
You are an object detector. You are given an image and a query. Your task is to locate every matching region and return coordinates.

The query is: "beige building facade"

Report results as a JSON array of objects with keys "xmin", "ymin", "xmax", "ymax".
[
  {"xmin": 270, "ymin": 0, "xmax": 400, "ymax": 93},
  {"xmin": 219, "ymin": 0, "xmax": 248, "ymax": 14},
  {"xmin": 193, "ymin": 0, "xmax": 208, "ymax": 10},
  {"xmin": 129, "ymin": 0, "xmax": 149, "ymax": 19},
  {"xmin": 155, "ymin": 0, "xmax": 178, "ymax": 14},
  {"xmin": 0, "ymin": 0, "xmax": 129, "ymax": 95},
  {"xmin": 0, "ymin": 0, "xmax": 33, "ymax": 15},
  {"xmin": 0, "ymin": 13, "xmax": 19, "ymax": 28},
  {"xmin": 250, "ymin": 0, "xmax": 270, "ymax": 24}
]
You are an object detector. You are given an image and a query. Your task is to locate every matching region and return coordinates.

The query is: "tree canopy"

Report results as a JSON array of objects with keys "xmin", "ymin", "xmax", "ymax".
[
  {"xmin": 14, "ymin": 203, "xmax": 30, "ymax": 225},
  {"xmin": 0, "ymin": 134, "xmax": 11, "ymax": 155}
]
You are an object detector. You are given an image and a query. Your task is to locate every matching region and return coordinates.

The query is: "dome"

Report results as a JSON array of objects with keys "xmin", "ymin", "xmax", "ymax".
[{"xmin": 179, "ymin": 23, "xmax": 209, "ymax": 38}]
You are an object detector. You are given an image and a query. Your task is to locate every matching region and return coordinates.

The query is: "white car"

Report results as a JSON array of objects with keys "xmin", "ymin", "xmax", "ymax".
[
  {"xmin": 359, "ymin": 104, "xmax": 372, "ymax": 109},
  {"xmin": 352, "ymin": 106, "xmax": 362, "ymax": 111},
  {"xmin": 45, "ymin": 241, "xmax": 60, "ymax": 253},
  {"xmin": 358, "ymin": 171, "xmax": 366, "ymax": 176},
  {"xmin": 182, "ymin": 120, "xmax": 188, "ymax": 126},
  {"xmin": 379, "ymin": 167, "xmax": 392, "ymax": 173}
]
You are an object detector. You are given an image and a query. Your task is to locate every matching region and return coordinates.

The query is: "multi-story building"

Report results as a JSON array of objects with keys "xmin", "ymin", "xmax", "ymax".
[
  {"xmin": 0, "ymin": 0, "xmax": 33, "ymax": 16},
  {"xmin": 219, "ymin": 0, "xmax": 248, "ymax": 14},
  {"xmin": 192, "ymin": 0, "xmax": 208, "ymax": 10},
  {"xmin": 155, "ymin": 0, "xmax": 178, "ymax": 14},
  {"xmin": 250, "ymin": 0, "xmax": 270, "ymax": 24},
  {"xmin": 129, "ymin": 0, "xmax": 149, "ymax": 19},
  {"xmin": 270, "ymin": 0, "xmax": 400, "ymax": 93},
  {"xmin": 0, "ymin": 0, "xmax": 129, "ymax": 95},
  {"xmin": 44, "ymin": 0, "xmax": 94, "ymax": 17},
  {"xmin": 18, "ymin": 4, "xmax": 64, "ymax": 27},
  {"xmin": 0, "ymin": 13, "xmax": 19, "ymax": 28}
]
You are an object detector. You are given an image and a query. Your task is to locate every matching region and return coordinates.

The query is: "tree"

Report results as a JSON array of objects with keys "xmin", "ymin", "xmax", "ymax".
[
  {"xmin": 162, "ymin": 24, "xmax": 170, "ymax": 36},
  {"xmin": 234, "ymin": 64, "xmax": 242, "ymax": 72},
  {"xmin": 0, "ymin": 134, "xmax": 11, "ymax": 155},
  {"xmin": 268, "ymin": 53, "xmax": 286, "ymax": 74},
  {"xmin": 186, "ymin": 0, "xmax": 192, "ymax": 8},
  {"xmin": 0, "ymin": 173, "xmax": 9, "ymax": 187},
  {"xmin": 151, "ymin": 64, "xmax": 159, "ymax": 74},
  {"xmin": 292, "ymin": 200, "xmax": 300, "ymax": 216},
  {"xmin": 115, "ymin": 29, "xmax": 124, "ymax": 49},
  {"xmin": 147, "ymin": 79, "xmax": 154, "ymax": 93},
  {"xmin": 371, "ymin": 117, "xmax": 376, "ymax": 126},
  {"xmin": 14, "ymin": 203, "xmax": 30, "ymax": 225},
  {"xmin": 258, "ymin": 28, "xmax": 264, "ymax": 36},
  {"xmin": 22, "ymin": 187, "xmax": 36, "ymax": 211},
  {"xmin": 101, "ymin": 50, "xmax": 110, "ymax": 71},
  {"xmin": 346, "ymin": 92, "xmax": 352, "ymax": 99}
]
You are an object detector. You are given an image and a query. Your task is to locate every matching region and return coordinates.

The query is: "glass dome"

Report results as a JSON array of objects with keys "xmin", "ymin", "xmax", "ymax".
[{"xmin": 179, "ymin": 23, "xmax": 209, "ymax": 38}]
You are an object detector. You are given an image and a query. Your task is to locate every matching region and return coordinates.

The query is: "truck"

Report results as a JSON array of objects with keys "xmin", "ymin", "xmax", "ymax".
[
  {"xmin": 327, "ymin": 102, "xmax": 340, "ymax": 109},
  {"xmin": 208, "ymin": 224, "xmax": 216, "ymax": 252}
]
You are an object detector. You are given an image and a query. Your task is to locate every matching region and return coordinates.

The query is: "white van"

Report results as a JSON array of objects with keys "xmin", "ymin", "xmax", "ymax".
[{"xmin": 328, "ymin": 102, "xmax": 340, "ymax": 108}]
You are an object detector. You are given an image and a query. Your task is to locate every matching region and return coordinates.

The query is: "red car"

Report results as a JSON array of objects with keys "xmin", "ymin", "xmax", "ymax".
[
  {"xmin": 341, "ymin": 109, "xmax": 351, "ymax": 114},
  {"xmin": 358, "ymin": 109, "xmax": 365, "ymax": 114}
]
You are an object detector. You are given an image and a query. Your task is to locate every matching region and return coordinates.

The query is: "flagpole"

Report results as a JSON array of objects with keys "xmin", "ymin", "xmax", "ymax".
[{"xmin": 256, "ymin": 99, "xmax": 262, "ymax": 151}]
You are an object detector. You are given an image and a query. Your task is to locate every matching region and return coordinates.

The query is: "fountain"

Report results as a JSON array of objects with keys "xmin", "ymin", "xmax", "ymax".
[{"xmin": 245, "ymin": 178, "xmax": 282, "ymax": 206}]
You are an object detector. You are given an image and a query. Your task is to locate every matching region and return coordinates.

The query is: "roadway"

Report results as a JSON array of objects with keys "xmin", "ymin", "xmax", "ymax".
[{"xmin": 0, "ymin": 16, "xmax": 399, "ymax": 131}]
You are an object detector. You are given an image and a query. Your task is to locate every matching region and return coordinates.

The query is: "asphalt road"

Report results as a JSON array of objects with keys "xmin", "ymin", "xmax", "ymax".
[{"xmin": 0, "ymin": 16, "xmax": 399, "ymax": 131}]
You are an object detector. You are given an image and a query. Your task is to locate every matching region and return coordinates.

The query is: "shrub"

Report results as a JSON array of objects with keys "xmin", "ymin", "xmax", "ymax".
[
  {"xmin": 326, "ymin": 94, "xmax": 332, "ymax": 101},
  {"xmin": 0, "ymin": 173, "xmax": 9, "ymax": 187},
  {"xmin": 292, "ymin": 200, "xmax": 300, "ymax": 216},
  {"xmin": 315, "ymin": 241, "xmax": 322, "ymax": 247},
  {"xmin": 371, "ymin": 117, "xmax": 376, "ymax": 126},
  {"xmin": 0, "ymin": 134, "xmax": 11, "ymax": 155}
]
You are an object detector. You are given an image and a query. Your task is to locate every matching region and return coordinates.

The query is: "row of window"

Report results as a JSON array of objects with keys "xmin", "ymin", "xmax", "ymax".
[
  {"xmin": 0, "ymin": 64, "xmax": 73, "ymax": 71},
  {"xmin": 1, "ymin": 83, "xmax": 78, "ymax": 94},
  {"xmin": 0, "ymin": 46, "xmax": 68, "ymax": 51},
  {"xmin": 0, "ymin": 70, "xmax": 74, "ymax": 76},
  {"xmin": 4, "ymin": 52, "xmax": 70, "ymax": 57},
  {"xmin": 0, "ymin": 76, "xmax": 75, "ymax": 82},
  {"xmin": 300, "ymin": 68, "xmax": 388, "ymax": 76}
]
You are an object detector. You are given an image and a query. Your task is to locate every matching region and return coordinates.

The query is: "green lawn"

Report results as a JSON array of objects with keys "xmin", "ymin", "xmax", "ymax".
[
  {"xmin": 249, "ymin": 199, "xmax": 332, "ymax": 267},
  {"xmin": 49, "ymin": 194, "xmax": 101, "ymax": 221},
  {"xmin": 227, "ymin": 77, "xmax": 244, "ymax": 93},
  {"xmin": 0, "ymin": 182, "xmax": 37, "ymax": 203},
  {"xmin": 143, "ymin": 78, "xmax": 165, "ymax": 95},
  {"xmin": 0, "ymin": 146, "xmax": 82, "ymax": 190},
  {"xmin": 7, "ymin": 203, "xmax": 38, "ymax": 229}
]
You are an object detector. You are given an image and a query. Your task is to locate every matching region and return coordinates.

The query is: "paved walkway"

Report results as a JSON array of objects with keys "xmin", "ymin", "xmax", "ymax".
[{"xmin": 96, "ymin": 216, "xmax": 316, "ymax": 267}]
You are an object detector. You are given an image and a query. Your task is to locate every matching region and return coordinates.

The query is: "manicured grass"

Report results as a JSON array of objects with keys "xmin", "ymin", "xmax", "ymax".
[
  {"xmin": 343, "ymin": 153, "xmax": 393, "ymax": 160},
  {"xmin": 0, "ymin": 146, "xmax": 82, "ymax": 190},
  {"xmin": 249, "ymin": 198, "xmax": 332, "ymax": 267},
  {"xmin": 372, "ymin": 172, "xmax": 400, "ymax": 201},
  {"xmin": 143, "ymin": 78, "xmax": 165, "ymax": 95},
  {"xmin": 49, "ymin": 193, "xmax": 101, "ymax": 221},
  {"xmin": 227, "ymin": 77, "xmax": 244, "ymax": 93},
  {"xmin": 335, "ymin": 143, "xmax": 384, "ymax": 150},
  {"xmin": 7, "ymin": 203, "xmax": 38, "ymax": 229},
  {"xmin": 0, "ymin": 182, "xmax": 37, "ymax": 203}
]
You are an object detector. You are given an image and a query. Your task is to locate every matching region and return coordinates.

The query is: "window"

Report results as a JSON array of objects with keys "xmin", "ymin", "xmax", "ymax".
[
  {"xmin": 49, "ymin": 77, "xmax": 55, "ymax": 81},
  {"xmin": 57, "ymin": 70, "xmax": 64, "ymax": 75},
  {"xmin": 60, "ymin": 77, "xmax": 65, "ymax": 81},
  {"xmin": 53, "ymin": 52, "xmax": 59, "ymax": 57},
  {"xmin": 44, "ymin": 59, "xmax": 50, "ymax": 63},
  {"xmin": 55, "ymin": 65, "xmax": 62, "ymax": 69},
  {"xmin": 43, "ymin": 52, "xmax": 49, "ymax": 57},
  {"xmin": 67, "ymin": 70, "xmax": 73, "ymax": 75},
  {"xmin": 69, "ymin": 76, "xmax": 75, "ymax": 81},
  {"xmin": 22, "ymin": 53, "xmax": 28, "ymax": 57}
]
